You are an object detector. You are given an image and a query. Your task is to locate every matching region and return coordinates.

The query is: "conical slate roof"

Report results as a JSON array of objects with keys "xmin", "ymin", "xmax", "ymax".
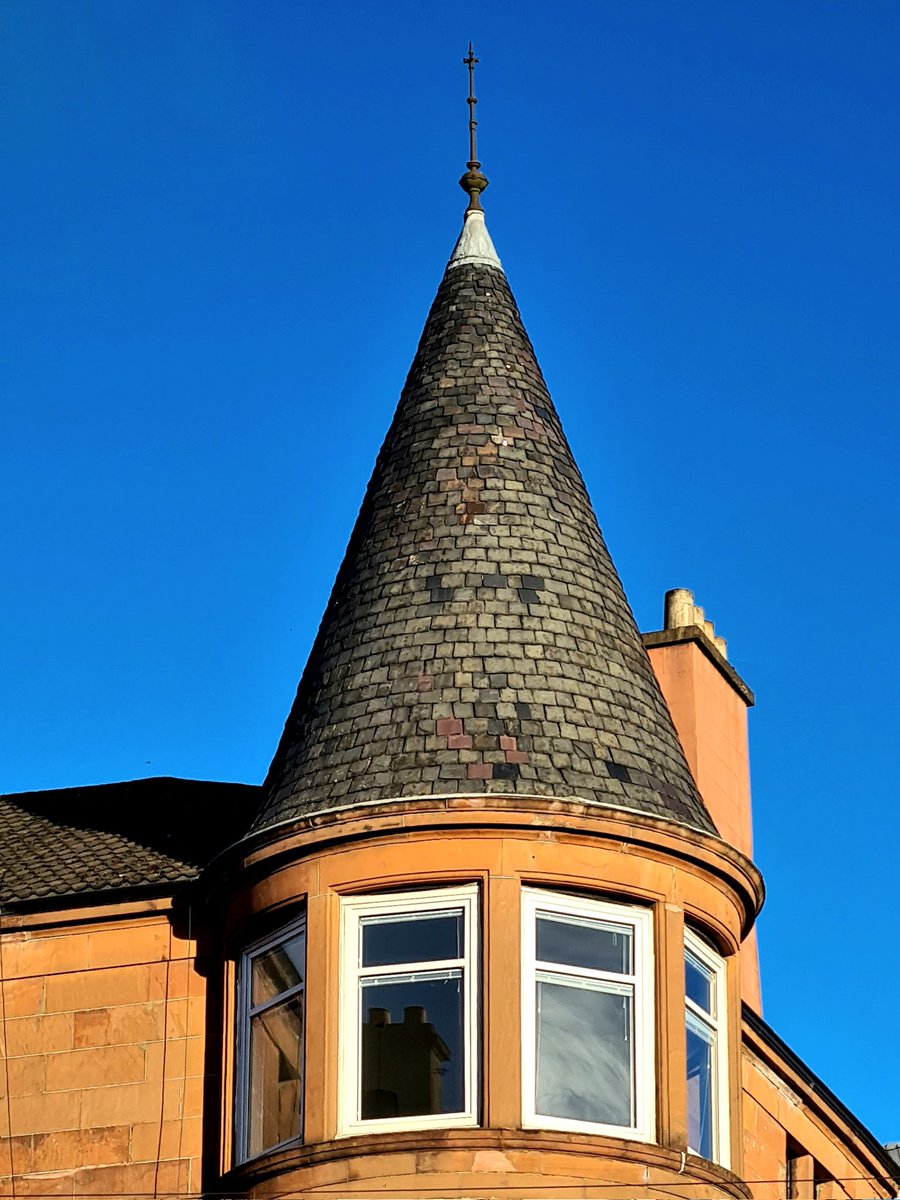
[{"xmin": 252, "ymin": 210, "xmax": 715, "ymax": 837}]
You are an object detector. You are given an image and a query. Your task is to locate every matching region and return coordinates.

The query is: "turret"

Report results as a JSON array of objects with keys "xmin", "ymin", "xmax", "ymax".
[{"xmin": 205, "ymin": 50, "xmax": 763, "ymax": 1200}]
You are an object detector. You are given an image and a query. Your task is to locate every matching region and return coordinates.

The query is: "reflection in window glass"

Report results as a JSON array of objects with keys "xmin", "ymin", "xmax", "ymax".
[
  {"xmin": 685, "ymin": 950, "xmax": 713, "ymax": 1015},
  {"xmin": 686, "ymin": 1015, "xmax": 714, "ymax": 1161},
  {"xmin": 536, "ymin": 979, "xmax": 633, "ymax": 1126},
  {"xmin": 238, "ymin": 920, "xmax": 305, "ymax": 1163},
  {"xmin": 361, "ymin": 911, "xmax": 463, "ymax": 968},
  {"xmin": 360, "ymin": 974, "xmax": 463, "ymax": 1118},
  {"xmin": 248, "ymin": 995, "xmax": 304, "ymax": 1158},
  {"xmin": 537, "ymin": 914, "xmax": 632, "ymax": 974},
  {"xmin": 251, "ymin": 935, "xmax": 306, "ymax": 1007}
]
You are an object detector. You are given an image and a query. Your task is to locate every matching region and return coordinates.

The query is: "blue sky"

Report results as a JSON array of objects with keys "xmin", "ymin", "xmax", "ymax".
[{"xmin": 2, "ymin": 1, "xmax": 898, "ymax": 1144}]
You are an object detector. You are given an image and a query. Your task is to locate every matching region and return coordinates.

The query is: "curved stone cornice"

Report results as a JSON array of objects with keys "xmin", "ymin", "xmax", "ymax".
[
  {"xmin": 222, "ymin": 1126, "xmax": 753, "ymax": 1200},
  {"xmin": 200, "ymin": 792, "xmax": 764, "ymax": 937}
]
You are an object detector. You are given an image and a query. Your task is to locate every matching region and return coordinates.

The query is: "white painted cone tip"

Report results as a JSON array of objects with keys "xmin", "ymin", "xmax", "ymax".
[{"xmin": 447, "ymin": 210, "xmax": 502, "ymax": 271}]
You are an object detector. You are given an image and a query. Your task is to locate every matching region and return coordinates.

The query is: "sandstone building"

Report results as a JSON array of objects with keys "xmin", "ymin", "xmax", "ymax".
[{"xmin": 1, "ymin": 117, "xmax": 896, "ymax": 1200}]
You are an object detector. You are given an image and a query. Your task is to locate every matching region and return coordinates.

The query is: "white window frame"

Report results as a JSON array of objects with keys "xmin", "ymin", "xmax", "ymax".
[
  {"xmin": 234, "ymin": 914, "xmax": 306, "ymax": 1164},
  {"xmin": 684, "ymin": 928, "xmax": 730, "ymax": 1168},
  {"xmin": 521, "ymin": 888, "xmax": 655, "ymax": 1142},
  {"xmin": 338, "ymin": 884, "xmax": 479, "ymax": 1137}
]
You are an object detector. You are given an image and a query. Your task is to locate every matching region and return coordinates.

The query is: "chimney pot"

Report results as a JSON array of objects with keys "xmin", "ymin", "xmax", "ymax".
[{"xmin": 664, "ymin": 588, "xmax": 695, "ymax": 630}]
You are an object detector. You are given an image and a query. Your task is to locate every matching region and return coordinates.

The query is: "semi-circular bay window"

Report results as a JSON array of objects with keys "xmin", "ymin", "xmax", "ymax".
[
  {"xmin": 232, "ymin": 881, "xmax": 732, "ymax": 1159},
  {"xmin": 235, "ymin": 917, "xmax": 306, "ymax": 1162},
  {"xmin": 521, "ymin": 888, "xmax": 655, "ymax": 1141}
]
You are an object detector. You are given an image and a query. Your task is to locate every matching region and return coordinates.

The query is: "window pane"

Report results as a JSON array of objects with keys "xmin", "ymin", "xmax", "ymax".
[
  {"xmin": 535, "ymin": 978, "xmax": 633, "ymax": 1127},
  {"xmin": 251, "ymin": 933, "xmax": 305, "ymax": 1008},
  {"xmin": 536, "ymin": 913, "xmax": 632, "ymax": 974},
  {"xmin": 361, "ymin": 910, "xmax": 463, "ymax": 967},
  {"xmin": 360, "ymin": 973, "xmax": 464, "ymax": 1119},
  {"xmin": 687, "ymin": 1016, "xmax": 715, "ymax": 1159},
  {"xmin": 247, "ymin": 994, "xmax": 303, "ymax": 1157},
  {"xmin": 685, "ymin": 950, "xmax": 714, "ymax": 1016}
]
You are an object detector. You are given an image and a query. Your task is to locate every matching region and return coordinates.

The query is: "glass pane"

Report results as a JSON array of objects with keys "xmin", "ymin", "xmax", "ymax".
[
  {"xmin": 685, "ymin": 950, "xmax": 714, "ymax": 1016},
  {"xmin": 535, "ymin": 978, "xmax": 634, "ymax": 1126},
  {"xmin": 247, "ymin": 994, "xmax": 303, "ymax": 1157},
  {"xmin": 361, "ymin": 910, "xmax": 463, "ymax": 967},
  {"xmin": 251, "ymin": 932, "xmax": 305, "ymax": 1007},
  {"xmin": 537, "ymin": 912, "xmax": 632, "ymax": 974},
  {"xmin": 360, "ymin": 973, "xmax": 464, "ymax": 1119},
  {"xmin": 687, "ymin": 1016, "xmax": 716, "ymax": 1159}
]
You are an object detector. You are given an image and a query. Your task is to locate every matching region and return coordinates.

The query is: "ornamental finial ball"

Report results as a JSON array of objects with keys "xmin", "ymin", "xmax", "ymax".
[{"xmin": 459, "ymin": 167, "xmax": 489, "ymax": 212}]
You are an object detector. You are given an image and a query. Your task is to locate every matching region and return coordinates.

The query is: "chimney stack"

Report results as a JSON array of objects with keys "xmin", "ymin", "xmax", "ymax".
[{"xmin": 643, "ymin": 589, "xmax": 762, "ymax": 1012}]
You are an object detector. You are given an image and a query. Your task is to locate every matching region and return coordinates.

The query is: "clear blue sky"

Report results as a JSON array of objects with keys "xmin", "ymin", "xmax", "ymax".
[{"xmin": 2, "ymin": 0, "xmax": 898, "ymax": 1145}]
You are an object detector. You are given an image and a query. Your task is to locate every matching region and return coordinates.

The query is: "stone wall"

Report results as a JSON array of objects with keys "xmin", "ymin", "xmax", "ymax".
[{"xmin": 0, "ymin": 899, "xmax": 205, "ymax": 1197}]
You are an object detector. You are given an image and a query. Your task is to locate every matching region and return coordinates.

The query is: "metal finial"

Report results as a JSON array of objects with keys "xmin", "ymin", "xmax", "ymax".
[
  {"xmin": 459, "ymin": 42, "xmax": 488, "ymax": 212},
  {"xmin": 464, "ymin": 42, "xmax": 479, "ymax": 167}
]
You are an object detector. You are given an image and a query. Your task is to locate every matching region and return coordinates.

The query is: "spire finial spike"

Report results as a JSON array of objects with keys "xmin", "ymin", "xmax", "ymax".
[
  {"xmin": 459, "ymin": 42, "xmax": 489, "ymax": 213},
  {"xmin": 464, "ymin": 42, "xmax": 479, "ymax": 168}
]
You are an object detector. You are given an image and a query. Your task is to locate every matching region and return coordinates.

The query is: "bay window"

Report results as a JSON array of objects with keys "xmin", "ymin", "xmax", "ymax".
[
  {"xmin": 235, "ymin": 917, "xmax": 306, "ymax": 1162},
  {"xmin": 233, "ymin": 884, "xmax": 733, "ymax": 1158},
  {"xmin": 684, "ymin": 928, "xmax": 729, "ymax": 1165},
  {"xmin": 339, "ymin": 885, "xmax": 479, "ymax": 1135},
  {"xmin": 521, "ymin": 889, "xmax": 655, "ymax": 1140}
]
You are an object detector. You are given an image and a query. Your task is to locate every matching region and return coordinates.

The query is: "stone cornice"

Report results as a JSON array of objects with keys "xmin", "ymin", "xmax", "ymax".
[{"xmin": 200, "ymin": 792, "xmax": 764, "ymax": 937}]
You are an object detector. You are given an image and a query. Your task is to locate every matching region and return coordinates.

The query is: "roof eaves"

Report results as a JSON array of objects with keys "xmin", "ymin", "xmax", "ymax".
[{"xmin": 743, "ymin": 1002, "xmax": 900, "ymax": 1185}]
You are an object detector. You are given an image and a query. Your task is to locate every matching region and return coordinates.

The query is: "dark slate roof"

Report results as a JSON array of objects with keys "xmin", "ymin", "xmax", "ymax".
[
  {"xmin": 0, "ymin": 778, "xmax": 260, "ymax": 907},
  {"xmin": 253, "ymin": 224, "xmax": 716, "ymax": 837}
]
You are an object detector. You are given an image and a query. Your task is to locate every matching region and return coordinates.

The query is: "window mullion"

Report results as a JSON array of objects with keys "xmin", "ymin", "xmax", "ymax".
[
  {"xmin": 248, "ymin": 979, "xmax": 306, "ymax": 1018},
  {"xmin": 536, "ymin": 968, "xmax": 634, "ymax": 998},
  {"xmin": 360, "ymin": 967, "xmax": 462, "ymax": 987},
  {"xmin": 685, "ymin": 994, "xmax": 717, "ymax": 1026},
  {"xmin": 686, "ymin": 1006, "xmax": 716, "ymax": 1040},
  {"xmin": 356, "ymin": 957, "xmax": 464, "ymax": 978},
  {"xmin": 534, "ymin": 958, "xmax": 637, "ymax": 986}
]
